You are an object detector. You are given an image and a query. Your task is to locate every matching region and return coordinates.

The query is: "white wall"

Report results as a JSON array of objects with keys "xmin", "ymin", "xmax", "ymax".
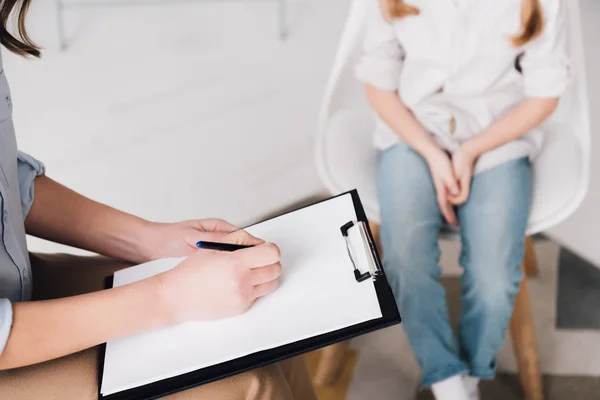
[
  {"xmin": 5, "ymin": 0, "xmax": 349, "ymax": 254},
  {"xmin": 547, "ymin": 0, "xmax": 600, "ymax": 268}
]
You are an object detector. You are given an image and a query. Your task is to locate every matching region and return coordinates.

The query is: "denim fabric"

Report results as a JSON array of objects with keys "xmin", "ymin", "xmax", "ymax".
[{"xmin": 377, "ymin": 142, "xmax": 531, "ymax": 386}]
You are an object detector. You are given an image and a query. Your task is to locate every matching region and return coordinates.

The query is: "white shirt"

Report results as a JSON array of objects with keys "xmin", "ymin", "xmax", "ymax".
[{"xmin": 355, "ymin": 0, "xmax": 571, "ymax": 174}]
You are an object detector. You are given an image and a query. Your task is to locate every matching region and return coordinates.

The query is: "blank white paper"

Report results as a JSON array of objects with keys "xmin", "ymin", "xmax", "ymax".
[{"xmin": 101, "ymin": 193, "xmax": 382, "ymax": 396}]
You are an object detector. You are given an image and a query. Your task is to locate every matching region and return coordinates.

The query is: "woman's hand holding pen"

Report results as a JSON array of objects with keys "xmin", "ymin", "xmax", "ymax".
[
  {"xmin": 139, "ymin": 218, "xmax": 258, "ymax": 262},
  {"xmin": 155, "ymin": 239, "xmax": 282, "ymax": 324},
  {"xmin": 131, "ymin": 218, "xmax": 283, "ymax": 324}
]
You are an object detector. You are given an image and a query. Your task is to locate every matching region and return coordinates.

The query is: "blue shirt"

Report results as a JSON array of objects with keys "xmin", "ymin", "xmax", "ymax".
[{"xmin": 0, "ymin": 51, "xmax": 45, "ymax": 355}]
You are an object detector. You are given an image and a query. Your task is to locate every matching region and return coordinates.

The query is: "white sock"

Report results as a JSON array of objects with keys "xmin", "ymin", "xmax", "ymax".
[
  {"xmin": 431, "ymin": 375, "xmax": 470, "ymax": 400},
  {"xmin": 462, "ymin": 376, "xmax": 480, "ymax": 400}
]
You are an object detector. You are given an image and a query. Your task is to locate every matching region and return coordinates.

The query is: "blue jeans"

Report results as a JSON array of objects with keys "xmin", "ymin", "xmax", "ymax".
[{"xmin": 377, "ymin": 142, "xmax": 531, "ymax": 387}]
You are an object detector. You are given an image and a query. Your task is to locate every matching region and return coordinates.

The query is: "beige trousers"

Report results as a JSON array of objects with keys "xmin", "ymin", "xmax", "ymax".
[{"xmin": 0, "ymin": 254, "xmax": 317, "ymax": 400}]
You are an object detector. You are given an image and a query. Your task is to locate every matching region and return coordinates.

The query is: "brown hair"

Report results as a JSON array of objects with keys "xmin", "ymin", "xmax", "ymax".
[
  {"xmin": 0, "ymin": 0, "xmax": 40, "ymax": 57},
  {"xmin": 384, "ymin": 0, "xmax": 544, "ymax": 47}
]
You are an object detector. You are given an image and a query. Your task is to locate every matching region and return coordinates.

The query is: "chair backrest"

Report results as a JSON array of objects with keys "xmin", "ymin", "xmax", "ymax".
[{"xmin": 316, "ymin": 0, "xmax": 590, "ymax": 234}]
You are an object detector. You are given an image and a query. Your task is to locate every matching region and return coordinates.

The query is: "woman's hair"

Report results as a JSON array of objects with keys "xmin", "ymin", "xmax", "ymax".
[
  {"xmin": 384, "ymin": 0, "xmax": 544, "ymax": 47},
  {"xmin": 0, "ymin": 0, "xmax": 40, "ymax": 57}
]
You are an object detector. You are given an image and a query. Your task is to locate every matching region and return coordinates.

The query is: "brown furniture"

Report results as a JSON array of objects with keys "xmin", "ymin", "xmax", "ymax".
[{"xmin": 314, "ymin": 224, "xmax": 542, "ymax": 400}]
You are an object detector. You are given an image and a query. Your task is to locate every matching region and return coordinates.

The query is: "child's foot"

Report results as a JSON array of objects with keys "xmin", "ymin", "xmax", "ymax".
[
  {"xmin": 462, "ymin": 376, "xmax": 480, "ymax": 400},
  {"xmin": 431, "ymin": 375, "xmax": 470, "ymax": 400}
]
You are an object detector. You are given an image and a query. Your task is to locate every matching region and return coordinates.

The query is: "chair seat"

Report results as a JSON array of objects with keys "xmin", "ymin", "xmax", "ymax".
[{"xmin": 322, "ymin": 108, "xmax": 583, "ymax": 235}]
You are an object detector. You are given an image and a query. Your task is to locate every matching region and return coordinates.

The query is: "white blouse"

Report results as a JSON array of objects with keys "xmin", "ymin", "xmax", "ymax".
[{"xmin": 355, "ymin": 0, "xmax": 571, "ymax": 174}]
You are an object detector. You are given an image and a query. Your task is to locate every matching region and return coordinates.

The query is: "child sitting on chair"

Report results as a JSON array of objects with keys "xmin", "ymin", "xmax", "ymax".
[{"xmin": 355, "ymin": 0, "xmax": 570, "ymax": 399}]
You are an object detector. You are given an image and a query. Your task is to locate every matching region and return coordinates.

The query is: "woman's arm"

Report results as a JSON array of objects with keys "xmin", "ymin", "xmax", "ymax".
[
  {"xmin": 449, "ymin": 97, "xmax": 559, "ymax": 205},
  {"xmin": 463, "ymin": 0, "xmax": 565, "ymax": 159},
  {"xmin": 0, "ymin": 241, "xmax": 281, "ymax": 370},
  {"xmin": 356, "ymin": 1, "xmax": 460, "ymax": 225},
  {"xmin": 461, "ymin": 97, "xmax": 559, "ymax": 159},
  {"xmin": 365, "ymin": 85, "xmax": 442, "ymax": 161},
  {"xmin": 358, "ymin": 0, "xmax": 442, "ymax": 159},
  {"xmin": 25, "ymin": 176, "xmax": 152, "ymax": 263},
  {"xmin": 24, "ymin": 177, "xmax": 263, "ymax": 263},
  {"xmin": 365, "ymin": 85, "xmax": 459, "ymax": 225},
  {"xmin": 0, "ymin": 277, "xmax": 166, "ymax": 370},
  {"xmin": 450, "ymin": 0, "xmax": 568, "ymax": 205}
]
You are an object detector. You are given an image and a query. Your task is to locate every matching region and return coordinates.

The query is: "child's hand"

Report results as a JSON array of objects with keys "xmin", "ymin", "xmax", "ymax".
[
  {"xmin": 449, "ymin": 146, "xmax": 477, "ymax": 205},
  {"xmin": 426, "ymin": 148, "xmax": 459, "ymax": 226}
]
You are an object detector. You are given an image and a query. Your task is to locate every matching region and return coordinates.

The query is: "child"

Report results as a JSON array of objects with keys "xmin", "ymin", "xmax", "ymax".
[{"xmin": 355, "ymin": 0, "xmax": 570, "ymax": 399}]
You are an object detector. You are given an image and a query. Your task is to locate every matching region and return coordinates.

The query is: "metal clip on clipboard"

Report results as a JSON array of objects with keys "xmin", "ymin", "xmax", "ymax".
[{"xmin": 340, "ymin": 221, "xmax": 383, "ymax": 283}]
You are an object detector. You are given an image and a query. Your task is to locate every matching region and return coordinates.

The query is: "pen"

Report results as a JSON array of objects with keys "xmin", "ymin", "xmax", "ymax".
[{"xmin": 195, "ymin": 241, "xmax": 253, "ymax": 252}]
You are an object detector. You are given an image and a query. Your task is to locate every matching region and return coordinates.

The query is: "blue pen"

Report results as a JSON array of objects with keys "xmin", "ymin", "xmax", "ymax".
[{"xmin": 196, "ymin": 241, "xmax": 252, "ymax": 252}]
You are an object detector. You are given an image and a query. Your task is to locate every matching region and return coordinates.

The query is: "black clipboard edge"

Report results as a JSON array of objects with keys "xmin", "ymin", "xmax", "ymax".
[
  {"xmin": 347, "ymin": 190, "xmax": 400, "ymax": 323},
  {"xmin": 98, "ymin": 189, "xmax": 401, "ymax": 400}
]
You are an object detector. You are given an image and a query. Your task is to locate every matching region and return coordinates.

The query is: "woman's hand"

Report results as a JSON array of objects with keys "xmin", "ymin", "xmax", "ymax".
[
  {"xmin": 156, "ymin": 242, "xmax": 282, "ymax": 323},
  {"xmin": 140, "ymin": 219, "xmax": 262, "ymax": 261},
  {"xmin": 141, "ymin": 218, "xmax": 282, "ymax": 323},
  {"xmin": 448, "ymin": 146, "xmax": 477, "ymax": 206},
  {"xmin": 425, "ymin": 148, "xmax": 459, "ymax": 226},
  {"xmin": 0, "ymin": 239, "xmax": 281, "ymax": 370}
]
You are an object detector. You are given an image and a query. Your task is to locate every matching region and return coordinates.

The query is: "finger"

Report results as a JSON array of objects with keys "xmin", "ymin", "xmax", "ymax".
[
  {"xmin": 448, "ymin": 195, "xmax": 464, "ymax": 206},
  {"xmin": 437, "ymin": 195, "xmax": 451, "ymax": 223},
  {"xmin": 438, "ymin": 193, "xmax": 458, "ymax": 226},
  {"xmin": 223, "ymin": 229, "xmax": 265, "ymax": 246},
  {"xmin": 449, "ymin": 173, "xmax": 471, "ymax": 205},
  {"xmin": 249, "ymin": 263, "xmax": 282, "ymax": 285},
  {"xmin": 447, "ymin": 186, "xmax": 466, "ymax": 205},
  {"xmin": 252, "ymin": 279, "xmax": 280, "ymax": 300},
  {"xmin": 436, "ymin": 187, "xmax": 452, "ymax": 222},
  {"xmin": 193, "ymin": 229, "xmax": 265, "ymax": 249},
  {"xmin": 445, "ymin": 204, "xmax": 458, "ymax": 226},
  {"xmin": 449, "ymin": 197, "xmax": 465, "ymax": 206},
  {"xmin": 434, "ymin": 173, "xmax": 458, "ymax": 223},
  {"xmin": 233, "ymin": 242, "xmax": 281, "ymax": 267},
  {"xmin": 444, "ymin": 174, "xmax": 460, "ymax": 197},
  {"xmin": 195, "ymin": 218, "xmax": 238, "ymax": 233}
]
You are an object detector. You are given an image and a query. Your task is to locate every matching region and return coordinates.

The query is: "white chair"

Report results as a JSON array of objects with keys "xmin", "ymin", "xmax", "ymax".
[{"xmin": 313, "ymin": 0, "xmax": 590, "ymax": 399}]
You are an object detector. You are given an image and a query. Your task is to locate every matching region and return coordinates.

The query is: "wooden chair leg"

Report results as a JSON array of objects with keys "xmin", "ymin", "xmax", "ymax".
[
  {"xmin": 369, "ymin": 221, "xmax": 381, "ymax": 246},
  {"xmin": 313, "ymin": 341, "xmax": 351, "ymax": 386},
  {"xmin": 524, "ymin": 236, "xmax": 539, "ymax": 277},
  {"xmin": 510, "ymin": 261, "xmax": 543, "ymax": 400}
]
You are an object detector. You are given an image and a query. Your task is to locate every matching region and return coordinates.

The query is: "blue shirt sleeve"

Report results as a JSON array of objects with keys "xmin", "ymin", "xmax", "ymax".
[
  {"xmin": 16, "ymin": 151, "xmax": 45, "ymax": 218},
  {"xmin": 0, "ymin": 298, "xmax": 12, "ymax": 355}
]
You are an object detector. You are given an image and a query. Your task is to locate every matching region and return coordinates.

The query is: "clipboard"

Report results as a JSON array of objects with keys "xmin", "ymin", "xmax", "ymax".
[{"xmin": 98, "ymin": 189, "xmax": 401, "ymax": 400}]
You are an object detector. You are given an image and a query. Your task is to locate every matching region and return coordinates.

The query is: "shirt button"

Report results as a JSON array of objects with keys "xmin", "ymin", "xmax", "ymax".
[{"xmin": 3, "ymin": 210, "xmax": 7, "ymax": 220}]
